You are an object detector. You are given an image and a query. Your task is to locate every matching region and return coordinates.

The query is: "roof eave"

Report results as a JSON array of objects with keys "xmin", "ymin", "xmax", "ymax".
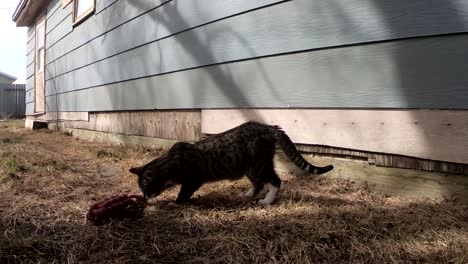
[{"xmin": 12, "ymin": 0, "xmax": 49, "ymax": 27}]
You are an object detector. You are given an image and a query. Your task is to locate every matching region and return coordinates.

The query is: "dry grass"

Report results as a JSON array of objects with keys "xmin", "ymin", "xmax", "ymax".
[{"xmin": 0, "ymin": 121, "xmax": 467, "ymax": 263}]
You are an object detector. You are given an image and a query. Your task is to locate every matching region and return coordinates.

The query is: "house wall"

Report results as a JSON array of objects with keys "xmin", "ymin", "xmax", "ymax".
[
  {"xmin": 25, "ymin": 24, "xmax": 35, "ymax": 114},
  {"xmin": 24, "ymin": 0, "xmax": 468, "ymax": 168}
]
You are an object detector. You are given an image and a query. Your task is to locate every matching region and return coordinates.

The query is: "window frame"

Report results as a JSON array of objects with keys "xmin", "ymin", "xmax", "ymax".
[
  {"xmin": 72, "ymin": 0, "xmax": 95, "ymax": 26},
  {"xmin": 62, "ymin": 0, "xmax": 73, "ymax": 8}
]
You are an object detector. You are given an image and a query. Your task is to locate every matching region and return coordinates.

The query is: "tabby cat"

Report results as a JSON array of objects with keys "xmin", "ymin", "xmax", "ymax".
[{"xmin": 129, "ymin": 121, "xmax": 333, "ymax": 205}]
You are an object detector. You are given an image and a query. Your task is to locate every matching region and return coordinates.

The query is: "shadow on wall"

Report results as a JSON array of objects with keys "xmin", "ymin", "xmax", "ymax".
[{"xmin": 89, "ymin": 1, "xmax": 467, "ymax": 171}]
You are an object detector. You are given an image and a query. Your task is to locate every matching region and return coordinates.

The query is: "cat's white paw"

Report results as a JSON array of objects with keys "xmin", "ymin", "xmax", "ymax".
[
  {"xmin": 244, "ymin": 187, "xmax": 255, "ymax": 198},
  {"xmin": 167, "ymin": 201, "xmax": 181, "ymax": 208},
  {"xmin": 258, "ymin": 199, "xmax": 272, "ymax": 206}
]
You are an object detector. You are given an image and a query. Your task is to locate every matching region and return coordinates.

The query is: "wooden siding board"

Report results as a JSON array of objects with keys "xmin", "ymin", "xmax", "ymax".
[
  {"xmin": 201, "ymin": 109, "xmax": 468, "ymax": 164},
  {"xmin": 45, "ymin": 0, "xmax": 283, "ymax": 80},
  {"xmin": 46, "ymin": 1, "xmax": 72, "ymax": 34},
  {"xmin": 46, "ymin": 34, "xmax": 468, "ymax": 109},
  {"xmin": 45, "ymin": 0, "xmax": 170, "ymax": 64}
]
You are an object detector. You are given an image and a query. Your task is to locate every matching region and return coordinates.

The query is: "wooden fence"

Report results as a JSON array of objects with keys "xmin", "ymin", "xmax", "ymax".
[{"xmin": 0, "ymin": 84, "xmax": 26, "ymax": 119}]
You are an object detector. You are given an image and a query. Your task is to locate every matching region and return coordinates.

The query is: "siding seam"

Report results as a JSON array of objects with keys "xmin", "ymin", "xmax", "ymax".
[
  {"xmin": 46, "ymin": 0, "xmax": 173, "ymax": 65},
  {"xmin": 45, "ymin": 0, "xmax": 290, "ymax": 81},
  {"xmin": 45, "ymin": 31, "xmax": 468, "ymax": 96}
]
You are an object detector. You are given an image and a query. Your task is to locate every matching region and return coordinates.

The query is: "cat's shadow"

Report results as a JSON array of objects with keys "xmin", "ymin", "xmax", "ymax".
[{"xmin": 154, "ymin": 191, "xmax": 265, "ymax": 210}]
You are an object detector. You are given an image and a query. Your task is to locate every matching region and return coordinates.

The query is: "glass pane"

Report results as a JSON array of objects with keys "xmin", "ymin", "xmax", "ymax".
[
  {"xmin": 76, "ymin": 0, "xmax": 94, "ymax": 18},
  {"xmin": 37, "ymin": 48, "xmax": 44, "ymax": 72}
]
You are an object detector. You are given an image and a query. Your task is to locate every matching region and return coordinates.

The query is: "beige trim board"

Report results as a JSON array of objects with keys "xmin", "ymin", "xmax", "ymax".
[
  {"xmin": 202, "ymin": 109, "xmax": 468, "ymax": 164},
  {"xmin": 27, "ymin": 112, "xmax": 89, "ymax": 121}
]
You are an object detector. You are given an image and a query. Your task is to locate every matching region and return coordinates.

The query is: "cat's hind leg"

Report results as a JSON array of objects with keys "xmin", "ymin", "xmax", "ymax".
[
  {"xmin": 258, "ymin": 172, "xmax": 281, "ymax": 205},
  {"xmin": 244, "ymin": 178, "xmax": 263, "ymax": 198}
]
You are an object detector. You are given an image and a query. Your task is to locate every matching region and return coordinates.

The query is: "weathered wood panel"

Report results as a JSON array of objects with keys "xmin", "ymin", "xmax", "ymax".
[
  {"xmin": 201, "ymin": 109, "xmax": 468, "ymax": 164},
  {"xmin": 62, "ymin": 111, "xmax": 202, "ymax": 141},
  {"xmin": 46, "ymin": 34, "xmax": 468, "ymax": 109},
  {"xmin": 45, "ymin": 0, "xmax": 283, "ymax": 80},
  {"xmin": 295, "ymin": 145, "xmax": 468, "ymax": 175}
]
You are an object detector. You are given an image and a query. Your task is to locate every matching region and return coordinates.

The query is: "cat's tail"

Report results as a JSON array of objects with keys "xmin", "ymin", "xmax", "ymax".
[{"xmin": 274, "ymin": 126, "xmax": 334, "ymax": 174}]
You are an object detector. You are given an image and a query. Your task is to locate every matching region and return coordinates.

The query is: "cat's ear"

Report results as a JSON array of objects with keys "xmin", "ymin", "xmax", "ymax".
[{"xmin": 129, "ymin": 166, "xmax": 144, "ymax": 176}]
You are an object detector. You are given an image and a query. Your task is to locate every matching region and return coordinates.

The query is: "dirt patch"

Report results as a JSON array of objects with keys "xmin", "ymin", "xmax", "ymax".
[{"xmin": 0, "ymin": 121, "xmax": 467, "ymax": 263}]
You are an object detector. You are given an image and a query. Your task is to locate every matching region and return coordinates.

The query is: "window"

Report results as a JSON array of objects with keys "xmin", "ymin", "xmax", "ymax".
[
  {"xmin": 62, "ymin": 0, "xmax": 72, "ymax": 7},
  {"xmin": 73, "ymin": 0, "xmax": 95, "ymax": 25}
]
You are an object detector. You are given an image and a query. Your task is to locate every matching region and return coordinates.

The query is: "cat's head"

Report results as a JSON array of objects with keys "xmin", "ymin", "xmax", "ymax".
[
  {"xmin": 129, "ymin": 155, "xmax": 176, "ymax": 200},
  {"xmin": 129, "ymin": 142, "xmax": 200, "ymax": 199}
]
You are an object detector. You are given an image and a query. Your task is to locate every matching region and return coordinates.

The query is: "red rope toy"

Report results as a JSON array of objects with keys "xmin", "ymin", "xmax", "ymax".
[{"xmin": 86, "ymin": 194, "xmax": 148, "ymax": 225}]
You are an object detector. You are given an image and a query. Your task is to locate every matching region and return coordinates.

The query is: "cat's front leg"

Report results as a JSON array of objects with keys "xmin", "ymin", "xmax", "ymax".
[{"xmin": 175, "ymin": 182, "xmax": 202, "ymax": 204}]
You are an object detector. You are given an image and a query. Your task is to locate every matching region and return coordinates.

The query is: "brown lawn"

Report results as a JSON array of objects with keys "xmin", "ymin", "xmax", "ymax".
[{"xmin": 0, "ymin": 120, "xmax": 467, "ymax": 263}]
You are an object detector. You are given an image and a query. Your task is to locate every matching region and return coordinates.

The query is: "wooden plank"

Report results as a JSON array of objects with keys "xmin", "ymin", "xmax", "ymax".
[
  {"xmin": 45, "ymin": 15, "xmax": 73, "ymax": 48},
  {"xmin": 46, "ymin": 34, "xmax": 468, "ymax": 109},
  {"xmin": 201, "ymin": 109, "xmax": 468, "ymax": 164},
  {"xmin": 45, "ymin": 0, "xmax": 283, "ymax": 80},
  {"xmin": 60, "ymin": 111, "xmax": 202, "ymax": 141},
  {"xmin": 275, "ymin": 153, "xmax": 468, "ymax": 201},
  {"xmin": 46, "ymin": 0, "xmax": 72, "ymax": 34},
  {"xmin": 45, "ymin": 0, "xmax": 170, "ymax": 64},
  {"xmin": 27, "ymin": 111, "xmax": 89, "ymax": 121}
]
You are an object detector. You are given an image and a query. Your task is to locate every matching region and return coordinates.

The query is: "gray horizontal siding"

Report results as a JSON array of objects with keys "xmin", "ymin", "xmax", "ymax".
[
  {"xmin": 96, "ymin": 0, "xmax": 119, "ymax": 13},
  {"xmin": 27, "ymin": 27, "xmax": 35, "ymax": 43},
  {"xmin": 26, "ymin": 76, "xmax": 35, "ymax": 91},
  {"xmin": 26, "ymin": 62, "xmax": 35, "ymax": 79},
  {"xmin": 27, "ymin": 37, "xmax": 35, "ymax": 54},
  {"xmin": 25, "ymin": 102, "xmax": 34, "ymax": 116},
  {"xmin": 46, "ymin": 15, "xmax": 73, "ymax": 48},
  {"xmin": 46, "ymin": 0, "xmax": 468, "ymax": 93},
  {"xmin": 47, "ymin": 0, "xmax": 62, "ymax": 20},
  {"xmin": 26, "ymin": 49, "xmax": 35, "ymax": 66},
  {"xmin": 26, "ymin": 88, "xmax": 34, "ymax": 104},
  {"xmin": 45, "ymin": 0, "xmax": 283, "ymax": 80},
  {"xmin": 46, "ymin": 1, "xmax": 72, "ymax": 34},
  {"xmin": 46, "ymin": 34, "xmax": 468, "ymax": 111},
  {"xmin": 46, "ymin": 0, "xmax": 171, "ymax": 63}
]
